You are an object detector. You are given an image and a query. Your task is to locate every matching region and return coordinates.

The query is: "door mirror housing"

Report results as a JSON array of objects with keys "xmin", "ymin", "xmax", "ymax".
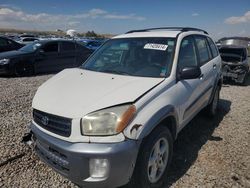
[{"xmin": 178, "ymin": 66, "xmax": 201, "ymax": 80}]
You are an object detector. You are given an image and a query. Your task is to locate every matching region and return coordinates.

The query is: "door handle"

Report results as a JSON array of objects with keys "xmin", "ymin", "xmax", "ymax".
[
  {"xmin": 213, "ymin": 64, "xmax": 217, "ymax": 69},
  {"xmin": 199, "ymin": 74, "xmax": 204, "ymax": 80}
]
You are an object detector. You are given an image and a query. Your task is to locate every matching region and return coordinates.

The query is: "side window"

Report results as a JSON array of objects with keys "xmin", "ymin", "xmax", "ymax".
[
  {"xmin": 0, "ymin": 38, "xmax": 8, "ymax": 46},
  {"xmin": 207, "ymin": 37, "xmax": 219, "ymax": 58},
  {"xmin": 178, "ymin": 36, "xmax": 198, "ymax": 70},
  {"xmin": 42, "ymin": 42, "xmax": 58, "ymax": 53},
  {"xmin": 195, "ymin": 36, "xmax": 210, "ymax": 66},
  {"xmin": 61, "ymin": 42, "xmax": 75, "ymax": 51}
]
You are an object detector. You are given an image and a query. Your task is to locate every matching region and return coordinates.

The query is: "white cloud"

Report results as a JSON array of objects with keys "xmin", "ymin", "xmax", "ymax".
[
  {"xmin": 192, "ymin": 13, "xmax": 199, "ymax": 17},
  {"xmin": 104, "ymin": 14, "xmax": 145, "ymax": 21},
  {"xmin": 0, "ymin": 6, "xmax": 146, "ymax": 31},
  {"xmin": 225, "ymin": 11, "xmax": 250, "ymax": 24}
]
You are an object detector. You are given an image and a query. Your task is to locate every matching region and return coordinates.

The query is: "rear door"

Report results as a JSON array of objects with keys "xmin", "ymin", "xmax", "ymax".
[
  {"xmin": 194, "ymin": 35, "xmax": 215, "ymax": 108},
  {"xmin": 207, "ymin": 37, "xmax": 220, "ymax": 80},
  {"xmin": 35, "ymin": 41, "xmax": 59, "ymax": 73},
  {"xmin": 58, "ymin": 41, "xmax": 77, "ymax": 70}
]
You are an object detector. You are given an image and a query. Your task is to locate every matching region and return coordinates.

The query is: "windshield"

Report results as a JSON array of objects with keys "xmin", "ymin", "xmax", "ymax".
[
  {"xmin": 82, "ymin": 38, "xmax": 176, "ymax": 78},
  {"xmin": 19, "ymin": 42, "xmax": 42, "ymax": 52}
]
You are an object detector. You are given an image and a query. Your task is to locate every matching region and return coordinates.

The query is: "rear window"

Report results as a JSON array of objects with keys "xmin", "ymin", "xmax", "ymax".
[
  {"xmin": 207, "ymin": 37, "xmax": 219, "ymax": 58},
  {"xmin": 195, "ymin": 36, "xmax": 211, "ymax": 66}
]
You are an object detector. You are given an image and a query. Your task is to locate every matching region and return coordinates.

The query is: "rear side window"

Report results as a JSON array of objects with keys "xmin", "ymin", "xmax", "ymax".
[
  {"xmin": 61, "ymin": 41, "xmax": 75, "ymax": 51},
  {"xmin": 207, "ymin": 37, "xmax": 219, "ymax": 58},
  {"xmin": 178, "ymin": 36, "xmax": 198, "ymax": 70},
  {"xmin": 195, "ymin": 36, "xmax": 211, "ymax": 66},
  {"xmin": 42, "ymin": 42, "xmax": 58, "ymax": 53}
]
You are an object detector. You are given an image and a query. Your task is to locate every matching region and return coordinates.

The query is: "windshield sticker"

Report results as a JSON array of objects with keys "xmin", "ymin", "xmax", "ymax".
[{"xmin": 144, "ymin": 43, "xmax": 168, "ymax": 51}]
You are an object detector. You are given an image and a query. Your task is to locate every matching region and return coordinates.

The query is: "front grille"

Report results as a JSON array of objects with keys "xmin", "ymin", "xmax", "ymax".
[{"xmin": 33, "ymin": 109, "xmax": 72, "ymax": 137}]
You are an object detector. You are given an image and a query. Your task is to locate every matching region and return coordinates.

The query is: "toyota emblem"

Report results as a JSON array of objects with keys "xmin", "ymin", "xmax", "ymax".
[{"xmin": 41, "ymin": 116, "xmax": 49, "ymax": 125}]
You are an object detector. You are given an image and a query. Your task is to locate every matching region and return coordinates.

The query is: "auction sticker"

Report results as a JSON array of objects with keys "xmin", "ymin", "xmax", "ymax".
[{"xmin": 144, "ymin": 43, "xmax": 168, "ymax": 51}]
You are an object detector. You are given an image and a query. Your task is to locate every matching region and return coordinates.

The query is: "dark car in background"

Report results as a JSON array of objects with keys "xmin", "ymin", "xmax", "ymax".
[
  {"xmin": 0, "ymin": 36, "xmax": 24, "ymax": 53},
  {"xmin": 0, "ymin": 40, "xmax": 93, "ymax": 76}
]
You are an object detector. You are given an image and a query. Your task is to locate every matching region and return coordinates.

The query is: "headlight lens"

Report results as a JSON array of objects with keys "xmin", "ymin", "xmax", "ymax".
[
  {"xmin": 81, "ymin": 105, "xmax": 136, "ymax": 136},
  {"xmin": 0, "ymin": 59, "xmax": 10, "ymax": 65}
]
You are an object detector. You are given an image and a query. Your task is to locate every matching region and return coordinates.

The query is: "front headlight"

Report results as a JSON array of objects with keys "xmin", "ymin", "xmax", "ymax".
[
  {"xmin": 0, "ymin": 59, "xmax": 10, "ymax": 65},
  {"xmin": 81, "ymin": 105, "xmax": 136, "ymax": 136}
]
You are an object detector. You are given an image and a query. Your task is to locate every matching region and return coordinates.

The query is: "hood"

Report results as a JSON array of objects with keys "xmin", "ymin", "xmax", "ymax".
[
  {"xmin": 32, "ymin": 68, "xmax": 164, "ymax": 118},
  {"xmin": 0, "ymin": 50, "xmax": 31, "ymax": 59}
]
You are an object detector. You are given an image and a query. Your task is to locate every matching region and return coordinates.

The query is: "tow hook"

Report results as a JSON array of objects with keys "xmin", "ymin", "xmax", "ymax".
[{"xmin": 22, "ymin": 131, "xmax": 35, "ymax": 148}]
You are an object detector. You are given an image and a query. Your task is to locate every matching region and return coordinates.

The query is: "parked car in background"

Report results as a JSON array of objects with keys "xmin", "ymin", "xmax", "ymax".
[
  {"xmin": 0, "ymin": 40, "xmax": 93, "ymax": 76},
  {"xmin": 219, "ymin": 45, "xmax": 249, "ymax": 84},
  {"xmin": 17, "ymin": 37, "xmax": 40, "ymax": 45},
  {"xmin": 0, "ymin": 36, "xmax": 24, "ymax": 53},
  {"xmin": 24, "ymin": 27, "xmax": 222, "ymax": 188}
]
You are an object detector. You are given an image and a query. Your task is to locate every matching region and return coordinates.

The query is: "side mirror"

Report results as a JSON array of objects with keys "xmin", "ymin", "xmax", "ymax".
[{"xmin": 178, "ymin": 66, "xmax": 201, "ymax": 80}]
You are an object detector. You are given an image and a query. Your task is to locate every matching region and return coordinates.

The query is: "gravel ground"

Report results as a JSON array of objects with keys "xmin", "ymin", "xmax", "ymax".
[{"xmin": 0, "ymin": 74, "xmax": 249, "ymax": 188}]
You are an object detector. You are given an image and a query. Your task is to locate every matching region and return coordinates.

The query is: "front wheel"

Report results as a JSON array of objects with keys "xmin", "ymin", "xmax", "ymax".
[
  {"xmin": 129, "ymin": 126, "xmax": 173, "ymax": 188},
  {"xmin": 14, "ymin": 63, "xmax": 34, "ymax": 76}
]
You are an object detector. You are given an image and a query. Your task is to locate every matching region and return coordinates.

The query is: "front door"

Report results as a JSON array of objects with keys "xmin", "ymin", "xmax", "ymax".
[
  {"xmin": 35, "ymin": 42, "xmax": 59, "ymax": 73},
  {"xmin": 175, "ymin": 36, "xmax": 203, "ymax": 127}
]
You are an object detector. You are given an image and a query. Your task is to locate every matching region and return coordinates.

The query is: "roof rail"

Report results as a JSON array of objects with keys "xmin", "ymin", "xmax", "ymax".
[{"xmin": 126, "ymin": 27, "xmax": 208, "ymax": 34}]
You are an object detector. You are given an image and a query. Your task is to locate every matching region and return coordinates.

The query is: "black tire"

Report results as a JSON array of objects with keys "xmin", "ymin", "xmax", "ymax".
[
  {"xmin": 14, "ymin": 63, "xmax": 34, "ymax": 76},
  {"xmin": 129, "ymin": 126, "xmax": 173, "ymax": 188},
  {"xmin": 206, "ymin": 86, "xmax": 220, "ymax": 117}
]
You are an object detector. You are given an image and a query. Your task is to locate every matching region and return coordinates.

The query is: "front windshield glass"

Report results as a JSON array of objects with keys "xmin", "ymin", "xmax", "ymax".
[
  {"xmin": 82, "ymin": 37, "xmax": 176, "ymax": 78},
  {"xmin": 19, "ymin": 42, "xmax": 42, "ymax": 52}
]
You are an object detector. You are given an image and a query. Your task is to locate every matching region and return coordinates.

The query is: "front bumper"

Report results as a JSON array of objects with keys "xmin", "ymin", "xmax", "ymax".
[
  {"xmin": 0, "ymin": 64, "xmax": 11, "ymax": 75},
  {"xmin": 222, "ymin": 62, "xmax": 249, "ymax": 83},
  {"xmin": 30, "ymin": 123, "xmax": 140, "ymax": 188}
]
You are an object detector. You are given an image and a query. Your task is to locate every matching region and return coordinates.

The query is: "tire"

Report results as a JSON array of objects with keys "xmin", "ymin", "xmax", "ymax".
[
  {"xmin": 14, "ymin": 63, "xmax": 34, "ymax": 76},
  {"xmin": 206, "ymin": 86, "xmax": 220, "ymax": 117},
  {"xmin": 129, "ymin": 126, "xmax": 173, "ymax": 188}
]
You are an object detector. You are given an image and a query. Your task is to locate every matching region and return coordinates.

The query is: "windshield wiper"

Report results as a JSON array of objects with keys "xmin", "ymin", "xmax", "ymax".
[{"xmin": 102, "ymin": 69, "xmax": 130, "ymax": 75}]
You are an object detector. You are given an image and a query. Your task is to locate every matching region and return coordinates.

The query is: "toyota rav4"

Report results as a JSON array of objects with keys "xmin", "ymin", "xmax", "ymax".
[{"xmin": 24, "ymin": 27, "xmax": 222, "ymax": 188}]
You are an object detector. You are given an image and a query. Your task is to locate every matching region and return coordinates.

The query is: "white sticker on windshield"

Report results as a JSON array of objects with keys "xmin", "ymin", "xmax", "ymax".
[{"xmin": 144, "ymin": 43, "xmax": 168, "ymax": 51}]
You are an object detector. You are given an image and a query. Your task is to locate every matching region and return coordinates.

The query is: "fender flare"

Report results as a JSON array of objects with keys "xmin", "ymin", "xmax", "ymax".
[
  {"xmin": 208, "ymin": 73, "xmax": 223, "ymax": 104},
  {"xmin": 136, "ymin": 105, "xmax": 178, "ymax": 140}
]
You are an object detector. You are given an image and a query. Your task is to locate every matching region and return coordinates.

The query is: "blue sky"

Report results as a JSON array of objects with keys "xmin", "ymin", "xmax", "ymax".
[{"xmin": 0, "ymin": 0, "xmax": 249, "ymax": 40}]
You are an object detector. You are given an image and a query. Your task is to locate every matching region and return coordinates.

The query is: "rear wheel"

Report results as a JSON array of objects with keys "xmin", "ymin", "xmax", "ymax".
[
  {"xmin": 206, "ymin": 86, "xmax": 220, "ymax": 116},
  {"xmin": 129, "ymin": 126, "xmax": 173, "ymax": 188}
]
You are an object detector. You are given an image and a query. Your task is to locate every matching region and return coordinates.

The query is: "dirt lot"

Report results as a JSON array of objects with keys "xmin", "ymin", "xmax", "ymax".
[{"xmin": 0, "ymin": 74, "xmax": 249, "ymax": 188}]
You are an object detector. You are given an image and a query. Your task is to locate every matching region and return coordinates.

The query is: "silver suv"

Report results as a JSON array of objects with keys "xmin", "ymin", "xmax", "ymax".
[{"xmin": 25, "ymin": 27, "xmax": 222, "ymax": 188}]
